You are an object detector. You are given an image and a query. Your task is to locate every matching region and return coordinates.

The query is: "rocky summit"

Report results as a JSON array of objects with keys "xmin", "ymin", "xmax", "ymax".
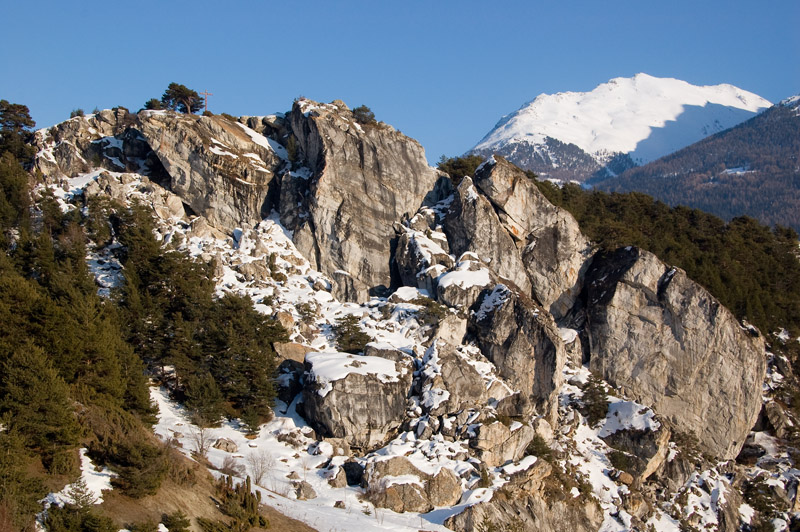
[{"xmin": 31, "ymin": 98, "xmax": 788, "ymax": 532}]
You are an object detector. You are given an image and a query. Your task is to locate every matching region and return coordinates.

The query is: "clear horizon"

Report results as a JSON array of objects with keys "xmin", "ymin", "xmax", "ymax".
[{"xmin": 1, "ymin": 0, "xmax": 797, "ymax": 163}]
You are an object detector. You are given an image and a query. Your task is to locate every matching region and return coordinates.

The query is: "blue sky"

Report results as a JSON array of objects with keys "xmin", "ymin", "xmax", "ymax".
[{"xmin": 1, "ymin": 0, "xmax": 797, "ymax": 162}]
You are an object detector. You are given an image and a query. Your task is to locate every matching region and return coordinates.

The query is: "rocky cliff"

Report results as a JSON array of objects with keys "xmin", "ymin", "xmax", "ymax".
[
  {"xmin": 31, "ymin": 99, "xmax": 779, "ymax": 532},
  {"xmin": 581, "ymin": 247, "xmax": 765, "ymax": 459},
  {"xmin": 284, "ymin": 99, "xmax": 442, "ymax": 301}
]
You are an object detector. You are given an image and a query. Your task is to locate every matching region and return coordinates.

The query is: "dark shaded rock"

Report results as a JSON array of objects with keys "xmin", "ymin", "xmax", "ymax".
[{"xmin": 471, "ymin": 285, "xmax": 565, "ymax": 424}]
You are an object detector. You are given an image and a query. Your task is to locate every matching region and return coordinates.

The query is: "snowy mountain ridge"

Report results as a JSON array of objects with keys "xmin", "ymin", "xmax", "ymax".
[{"xmin": 472, "ymin": 73, "xmax": 771, "ymax": 178}]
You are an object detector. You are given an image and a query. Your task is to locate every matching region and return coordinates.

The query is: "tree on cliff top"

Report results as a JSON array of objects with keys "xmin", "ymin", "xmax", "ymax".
[{"xmin": 160, "ymin": 83, "xmax": 203, "ymax": 114}]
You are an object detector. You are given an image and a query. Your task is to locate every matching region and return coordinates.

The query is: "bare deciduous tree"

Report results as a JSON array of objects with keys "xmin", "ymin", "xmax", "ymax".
[{"xmin": 246, "ymin": 450, "xmax": 275, "ymax": 487}]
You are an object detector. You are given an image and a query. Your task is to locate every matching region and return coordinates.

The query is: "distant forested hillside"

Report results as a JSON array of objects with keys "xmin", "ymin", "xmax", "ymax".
[
  {"xmin": 593, "ymin": 98, "xmax": 800, "ymax": 231},
  {"xmin": 535, "ymin": 180, "xmax": 800, "ymax": 339}
]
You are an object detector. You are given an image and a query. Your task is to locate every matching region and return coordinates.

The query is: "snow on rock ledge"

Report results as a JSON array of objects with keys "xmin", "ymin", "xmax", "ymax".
[{"xmin": 301, "ymin": 351, "xmax": 414, "ymax": 451}]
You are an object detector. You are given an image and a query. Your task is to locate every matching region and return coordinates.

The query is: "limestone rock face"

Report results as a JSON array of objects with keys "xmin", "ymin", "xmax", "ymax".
[
  {"xmin": 301, "ymin": 352, "xmax": 414, "ymax": 451},
  {"xmin": 584, "ymin": 247, "xmax": 766, "ymax": 459},
  {"xmin": 284, "ymin": 99, "xmax": 441, "ymax": 302},
  {"xmin": 394, "ymin": 227, "xmax": 454, "ymax": 290},
  {"xmin": 471, "ymin": 285, "xmax": 566, "ymax": 424},
  {"xmin": 442, "ymin": 177, "xmax": 532, "ymax": 293},
  {"xmin": 34, "ymin": 108, "xmax": 158, "ymax": 179},
  {"xmin": 417, "ymin": 343, "xmax": 486, "ymax": 416},
  {"xmin": 470, "ymin": 421, "xmax": 535, "ymax": 468},
  {"xmin": 444, "ymin": 488, "xmax": 603, "ymax": 532},
  {"xmin": 136, "ymin": 112, "xmax": 283, "ymax": 232},
  {"xmin": 364, "ymin": 457, "xmax": 462, "ymax": 513},
  {"xmin": 473, "ymin": 156, "xmax": 592, "ymax": 318}
]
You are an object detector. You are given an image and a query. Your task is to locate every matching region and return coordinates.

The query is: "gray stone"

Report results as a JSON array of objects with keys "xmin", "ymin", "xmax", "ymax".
[
  {"xmin": 284, "ymin": 99, "xmax": 441, "ymax": 302},
  {"xmin": 395, "ymin": 228, "xmax": 454, "ymax": 289},
  {"xmin": 473, "ymin": 156, "xmax": 592, "ymax": 319},
  {"xmin": 584, "ymin": 247, "xmax": 766, "ymax": 460},
  {"xmin": 442, "ymin": 177, "xmax": 532, "ymax": 293},
  {"xmin": 444, "ymin": 489, "xmax": 603, "ymax": 532},
  {"xmin": 418, "ymin": 342, "xmax": 486, "ymax": 416},
  {"xmin": 470, "ymin": 421, "xmax": 535, "ymax": 468},
  {"xmin": 471, "ymin": 285, "xmax": 566, "ymax": 424},
  {"xmin": 301, "ymin": 353, "xmax": 414, "ymax": 451},
  {"xmin": 295, "ymin": 480, "xmax": 317, "ymax": 500},
  {"xmin": 364, "ymin": 457, "xmax": 462, "ymax": 513},
  {"xmin": 137, "ymin": 112, "xmax": 283, "ymax": 232},
  {"xmin": 212, "ymin": 438, "xmax": 238, "ymax": 453}
]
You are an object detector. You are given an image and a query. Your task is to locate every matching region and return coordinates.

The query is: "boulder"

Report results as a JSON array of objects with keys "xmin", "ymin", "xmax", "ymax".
[
  {"xmin": 212, "ymin": 438, "xmax": 238, "ymax": 453},
  {"xmin": 294, "ymin": 480, "xmax": 317, "ymax": 500},
  {"xmin": 430, "ymin": 313, "xmax": 468, "ymax": 346},
  {"xmin": 444, "ymin": 488, "xmax": 603, "ymax": 532},
  {"xmin": 473, "ymin": 156, "xmax": 592, "ymax": 318},
  {"xmin": 418, "ymin": 342, "xmax": 486, "ymax": 416},
  {"xmin": 274, "ymin": 342, "xmax": 315, "ymax": 364},
  {"xmin": 471, "ymin": 285, "xmax": 566, "ymax": 424},
  {"xmin": 442, "ymin": 177, "xmax": 532, "ymax": 293},
  {"xmin": 284, "ymin": 99, "xmax": 441, "ymax": 302},
  {"xmin": 470, "ymin": 421, "xmax": 535, "ymax": 468},
  {"xmin": 301, "ymin": 351, "xmax": 414, "ymax": 451},
  {"xmin": 395, "ymin": 227, "xmax": 454, "ymax": 289},
  {"xmin": 436, "ymin": 259, "xmax": 494, "ymax": 309},
  {"xmin": 137, "ymin": 111, "xmax": 283, "ymax": 232},
  {"xmin": 364, "ymin": 457, "xmax": 462, "ymax": 513},
  {"xmin": 584, "ymin": 247, "xmax": 766, "ymax": 460}
]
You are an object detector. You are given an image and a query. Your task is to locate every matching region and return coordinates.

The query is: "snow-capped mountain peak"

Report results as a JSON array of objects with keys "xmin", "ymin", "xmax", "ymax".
[{"xmin": 472, "ymin": 73, "xmax": 771, "ymax": 178}]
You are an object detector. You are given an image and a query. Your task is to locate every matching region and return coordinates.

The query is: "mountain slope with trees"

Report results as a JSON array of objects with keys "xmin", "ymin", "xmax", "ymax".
[{"xmin": 593, "ymin": 96, "xmax": 800, "ymax": 231}]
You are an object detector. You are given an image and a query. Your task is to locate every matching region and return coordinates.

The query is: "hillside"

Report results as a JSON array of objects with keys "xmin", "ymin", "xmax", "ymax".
[
  {"xmin": 592, "ymin": 95, "xmax": 800, "ymax": 231},
  {"xmin": 2, "ymin": 95, "xmax": 800, "ymax": 532},
  {"xmin": 471, "ymin": 73, "xmax": 770, "ymax": 181}
]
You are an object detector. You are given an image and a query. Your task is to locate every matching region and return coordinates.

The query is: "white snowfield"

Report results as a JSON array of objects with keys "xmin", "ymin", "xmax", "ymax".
[{"xmin": 474, "ymin": 73, "xmax": 771, "ymax": 165}]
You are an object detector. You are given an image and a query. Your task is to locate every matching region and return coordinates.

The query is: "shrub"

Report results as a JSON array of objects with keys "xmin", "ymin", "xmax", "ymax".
[
  {"xmin": 608, "ymin": 450, "xmax": 633, "ymax": 473},
  {"xmin": 525, "ymin": 434, "xmax": 553, "ymax": 462},
  {"xmin": 143, "ymin": 99, "xmax": 163, "ymax": 111},
  {"xmin": 161, "ymin": 511, "xmax": 191, "ymax": 532},
  {"xmin": 437, "ymin": 154, "xmax": 485, "ymax": 184},
  {"xmin": 582, "ymin": 373, "xmax": 609, "ymax": 427},
  {"xmin": 352, "ymin": 105, "xmax": 376, "ymax": 126},
  {"xmin": 70, "ymin": 109, "xmax": 84, "ymax": 118},
  {"xmin": 410, "ymin": 296, "xmax": 447, "ymax": 326},
  {"xmin": 333, "ymin": 315, "xmax": 373, "ymax": 354}
]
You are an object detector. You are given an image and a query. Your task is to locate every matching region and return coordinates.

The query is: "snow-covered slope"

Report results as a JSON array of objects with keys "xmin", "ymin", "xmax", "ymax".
[{"xmin": 472, "ymin": 73, "xmax": 771, "ymax": 178}]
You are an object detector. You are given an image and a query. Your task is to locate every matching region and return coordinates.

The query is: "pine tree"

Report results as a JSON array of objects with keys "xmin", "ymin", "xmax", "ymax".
[
  {"xmin": 160, "ymin": 83, "xmax": 203, "ymax": 114},
  {"xmin": 0, "ymin": 343, "xmax": 81, "ymax": 452}
]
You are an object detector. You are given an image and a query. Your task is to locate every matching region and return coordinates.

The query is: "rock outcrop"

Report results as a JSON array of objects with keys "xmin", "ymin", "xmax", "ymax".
[
  {"xmin": 473, "ymin": 156, "xmax": 592, "ymax": 318},
  {"xmin": 301, "ymin": 351, "xmax": 414, "ymax": 451},
  {"xmin": 137, "ymin": 112, "xmax": 283, "ymax": 231},
  {"xmin": 583, "ymin": 247, "xmax": 766, "ymax": 459},
  {"xmin": 471, "ymin": 285, "xmax": 566, "ymax": 424},
  {"xmin": 470, "ymin": 421, "xmax": 535, "ymax": 467},
  {"xmin": 442, "ymin": 177, "xmax": 532, "ymax": 293},
  {"xmin": 34, "ymin": 108, "xmax": 162, "ymax": 180},
  {"xmin": 364, "ymin": 457, "xmax": 462, "ymax": 513},
  {"xmin": 444, "ymin": 486, "xmax": 603, "ymax": 532},
  {"xmin": 284, "ymin": 99, "xmax": 442, "ymax": 302},
  {"xmin": 417, "ymin": 342, "xmax": 486, "ymax": 416}
]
